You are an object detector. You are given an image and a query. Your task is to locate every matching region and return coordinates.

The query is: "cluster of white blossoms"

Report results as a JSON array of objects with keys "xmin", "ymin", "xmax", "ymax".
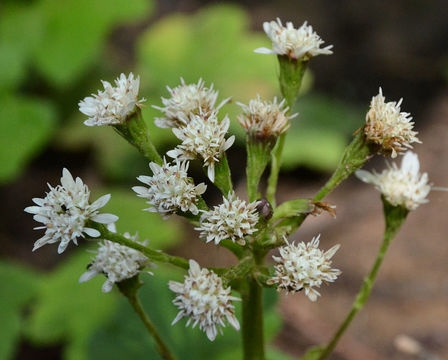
[
  {"xmin": 365, "ymin": 88, "xmax": 420, "ymax": 158},
  {"xmin": 24, "ymin": 169, "xmax": 118, "ymax": 254},
  {"xmin": 133, "ymin": 158, "xmax": 207, "ymax": 217},
  {"xmin": 255, "ymin": 18, "xmax": 333, "ymax": 60},
  {"xmin": 169, "ymin": 260, "xmax": 240, "ymax": 341},
  {"xmin": 167, "ymin": 112, "xmax": 235, "ymax": 182},
  {"xmin": 196, "ymin": 192, "xmax": 260, "ymax": 245},
  {"xmin": 79, "ymin": 230, "xmax": 152, "ymax": 293},
  {"xmin": 268, "ymin": 235, "xmax": 341, "ymax": 302},
  {"xmin": 153, "ymin": 78, "xmax": 230, "ymax": 129},
  {"xmin": 237, "ymin": 95, "xmax": 297, "ymax": 138},
  {"xmin": 355, "ymin": 151, "xmax": 431, "ymax": 211},
  {"xmin": 79, "ymin": 73, "xmax": 145, "ymax": 126}
]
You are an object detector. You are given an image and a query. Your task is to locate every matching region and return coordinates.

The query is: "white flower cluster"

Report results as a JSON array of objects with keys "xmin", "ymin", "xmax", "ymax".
[
  {"xmin": 79, "ymin": 231, "xmax": 152, "ymax": 293},
  {"xmin": 365, "ymin": 88, "xmax": 420, "ymax": 158},
  {"xmin": 153, "ymin": 78, "xmax": 230, "ymax": 129},
  {"xmin": 169, "ymin": 260, "xmax": 240, "ymax": 341},
  {"xmin": 255, "ymin": 18, "xmax": 333, "ymax": 60},
  {"xmin": 133, "ymin": 159, "xmax": 207, "ymax": 217},
  {"xmin": 79, "ymin": 73, "xmax": 145, "ymax": 126},
  {"xmin": 196, "ymin": 192, "xmax": 259, "ymax": 245},
  {"xmin": 167, "ymin": 112, "xmax": 235, "ymax": 182},
  {"xmin": 25, "ymin": 169, "xmax": 118, "ymax": 254},
  {"xmin": 237, "ymin": 95, "xmax": 296, "ymax": 138},
  {"xmin": 355, "ymin": 151, "xmax": 431, "ymax": 211},
  {"xmin": 268, "ymin": 235, "xmax": 341, "ymax": 302}
]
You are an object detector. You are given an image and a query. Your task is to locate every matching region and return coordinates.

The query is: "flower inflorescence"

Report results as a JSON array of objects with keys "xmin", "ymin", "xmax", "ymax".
[
  {"xmin": 79, "ymin": 73, "xmax": 145, "ymax": 126},
  {"xmin": 25, "ymin": 169, "xmax": 118, "ymax": 254},
  {"xmin": 268, "ymin": 235, "xmax": 341, "ymax": 302},
  {"xmin": 169, "ymin": 259, "xmax": 240, "ymax": 341}
]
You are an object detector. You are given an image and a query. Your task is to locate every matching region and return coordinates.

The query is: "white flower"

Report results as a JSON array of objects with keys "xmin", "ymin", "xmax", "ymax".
[
  {"xmin": 355, "ymin": 151, "xmax": 431, "ymax": 211},
  {"xmin": 169, "ymin": 259, "xmax": 240, "ymax": 341},
  {"xmin": 365, "ymin": 88, "xmax": 420, "ymax": 158},
  {"xmin": 268, "ymin": 235, "xmax": 341, "ymax": 302},
  {"xmin": 79, "ymin": 231, "xmax": 152, "ymax": 293},
  {"xmin": 153, "ymin": 78, "xmax": 230, "ymax": 129},
  {"xmin": 195, "ymin": 192, "xmax": 260, "ymax": 246},
  {"xmin": 79, "ymin": 73, "xmax": 145, "ymax": 126},
  {"xmin": 167, "ymin": 112, "xmax": 235, "ymax": 182},
  {"xmin": 237, "ymin": 95, "xmax": 297, "ymax": 138},
  {"xmin": 24, "ymin": 169, "xmax": 118, "ymax": 254},
  {"xmin": 255, "ymin": 19, "xmax": 333, "ymax": 60},
  {"xmin": 132, "ymin": 158, "xmax": 207, "ymax": 217}
]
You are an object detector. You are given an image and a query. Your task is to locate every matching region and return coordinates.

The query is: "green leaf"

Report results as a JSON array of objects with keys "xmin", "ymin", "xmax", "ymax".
[
  {"xmin": 25, "ymin": 250, "xmax": 118, "ymax": 360},
  {"xmin": 0, "ymin": 3, "xmax": 44, "ymax": 91},
  {"xmin": 33, "ymin": 0, "xmax": 152, "ymax": 87},
  {"xmin": 94, "ymin": 188, "xmax": 183, "ymax": 250},
  {"xmin": 282, "ymin": 94, "xmax": 364, "ymax": 172},
  {"xmin": 0, "ymin": 262, "xmax": 40, "ymax": 360},
  {"xmin": 0, "ymin": 95, "xmax": 56, "ymax": 183}
]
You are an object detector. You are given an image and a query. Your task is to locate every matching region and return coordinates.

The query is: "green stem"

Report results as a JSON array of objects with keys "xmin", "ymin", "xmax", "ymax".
[
  {"xmin": 317, "ymin": 201, "xmax": 408, "ymax": 360},
  {"xmin": 113, "ymin": 108, "xmax": 162, "ymax": 164},
  {"xmin": 91, "ymin": 223, "xmax": 189, "ymax": 270},
  {"xmin": 242, "ymin": 278, "xmax": 265, "ymax": 360},
  {"xmin": 118, "ymin": 277, "xmax": 176, "ymax": 360},
  {"xmin": 266, "ymin": 56, "xmax": 307, "ymax": 207}
]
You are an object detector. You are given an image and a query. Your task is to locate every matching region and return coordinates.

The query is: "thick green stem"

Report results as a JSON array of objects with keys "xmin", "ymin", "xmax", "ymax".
[
  {"xmin": 118, "ymin": 277, "xmax": 176, "ymax": 360},
  {"xmin": 266, "ymin": 56, "xmax": 307, "ymax": 207},
  {"xmin": 242, "ymin": 278, "xmax": 265, "ymax": 360},
  {"xmin": 317, "ymin": 200, "xmax": 408, "ymax": 360},
  {"xmin": 113, "ymin": 108, "xmax": 162, "ymax": 164},
  {"xmin": 246, "ymin": 135, "xmax": 274, "ymax": 202}
]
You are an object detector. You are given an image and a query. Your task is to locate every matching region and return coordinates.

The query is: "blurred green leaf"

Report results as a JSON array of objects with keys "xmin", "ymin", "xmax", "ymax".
[
  {"xmin": 0, "ymin": 261, "xmax": 40, "ymax": 360},
  {"xmin": 299, "ymin": 346, "xmax": 325, "ymax": 360},
  {"xmin": 94, "ymin": 188, "xmax": 183, "ymax": 250},
  {"xmin": 89, "ymin": 267, "xmax": 283, "ymax": 360},
  {"xmin": 0, "ymin": 95, "xmax": 56, "ymax": 184},
  {"xmin": 0, "ymin": 3, "xmax": 44, "ymax": 91},
  {"xmin": 282, "ymin": 94, "xmax": 364, "ymax": 172},
  {"xmin": 33, "ymin": 0, "xmax": 152, "ymax": 87},
  {"xmin": 25, "ymin": 250, "xmax": 119, "ymax": 360}
]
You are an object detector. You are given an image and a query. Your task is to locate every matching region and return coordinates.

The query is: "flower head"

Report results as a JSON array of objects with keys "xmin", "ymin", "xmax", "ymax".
[
  {"xmin": 195, "ymin": 192, "xmax": 260, "ymax": 245},
  {"xmin": 237, "ymin": 95, "xmax": 296, "ymax": 138},
  {"xmin": 132, "ymin": 158, "xmax": 207, "ymax": 217},
  {"xmin": 79, "ymin": 231, "xmax": 152, "ymax": 293},
  {"xmin": 153, "ymin": 78, "xmax": 230, "ymax": 129},
  {"xmin": 25, "ymin": 169, "xmax": 118, "ymax": 254},
  {"xmin": 268, "ymin": 235, "xmax": 341, "ymax": 301},
  {"xmin": 79, "ymin": 73, "xmax": 145, "ymax": 126},
  {"xmin": 355, "ymin": 151, "xmax": 431, "ymax": 211},
  {"xmin": 255, "ymin": 19, "xmax": 333, "ymax": 60},
  {"xmin": 169, "ymin": 259, "xmax": 240, "ymax": 341},
  {"xmin": 364, "ymin": 88, "xmax": 420, "ymax": 157},
  {"xmin": 167, "ymin": 112, "xmax": 235, "ymax": 182}
]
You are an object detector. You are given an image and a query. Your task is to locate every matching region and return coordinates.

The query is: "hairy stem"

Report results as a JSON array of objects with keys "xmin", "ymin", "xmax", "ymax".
[{"xmin": 317, "ymin": 201, "xmax": 408, "ymax": 359}]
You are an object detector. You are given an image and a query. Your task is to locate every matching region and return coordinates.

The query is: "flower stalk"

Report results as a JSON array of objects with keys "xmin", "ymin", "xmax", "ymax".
[
  {"xmin": 316, "ymin": 198, "xmax": 408, "ymax": 360},
  {"xmin": 114, "ymin": 108, "xmax": 162, "ymax": 164},
  {"xmin": 117, "ymin": 276, "xmax": 177, "ymax": 360}
]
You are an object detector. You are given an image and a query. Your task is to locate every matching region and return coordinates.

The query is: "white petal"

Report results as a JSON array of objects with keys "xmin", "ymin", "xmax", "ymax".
[
  {"xmin": 254, "ymin": 47, "xmax": 276, "ymax": 54},
  {"xmin": 355, "ymin": 170, "xmax": 375, "ymax": 184},
  {"xmin": 91, "ymin": 194, "xmax": 111, "ymax": 210},
  {"xmin": 102, "ymin": 280, "xmax": 114, "ymax": 293},
  {"xmin": 92, "ymin": 213, "xmax": 118, "ymax": 224},
  {"xmin": 84, "ymin": 228, "xmax": 100, "ymax": 237},
  {"xmin": 79, "ymin": 269, "xmax": 100, "ymax": 283},
  {"xmin": 61, "ymin": 168, "xmax": 75, "ymax": 188}
]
